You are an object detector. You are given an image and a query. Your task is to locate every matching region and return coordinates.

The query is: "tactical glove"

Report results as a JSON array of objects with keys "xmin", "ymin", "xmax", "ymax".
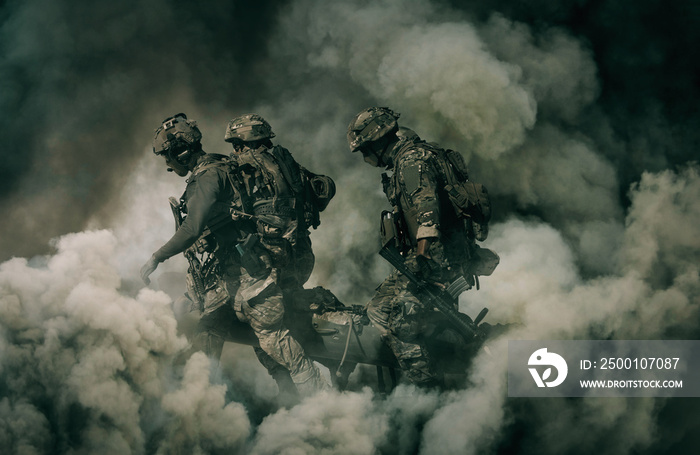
[
  {"xmin": 140, "ymin": 255, "xmax": 161, "ymax": 285},
  {"xmin": 415, "ymin": 254, "xmax": 442, "ymax": 283}
]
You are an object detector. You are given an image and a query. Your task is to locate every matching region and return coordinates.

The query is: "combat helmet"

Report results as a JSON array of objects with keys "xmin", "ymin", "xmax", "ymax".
[
  {"xmin": 153, "ymin": 113, "xmax": 203, "ymax": 176},
  {"xmin": 225, "ymin": 114, "xmax": 275, "ymax": 143},
  {"xmin": 153, "ymin": 113, "xmax": 202, "ymax": 155},
  {"xmin": 347, "ymin": 107, "xmax": 400, "ymax": 153}
]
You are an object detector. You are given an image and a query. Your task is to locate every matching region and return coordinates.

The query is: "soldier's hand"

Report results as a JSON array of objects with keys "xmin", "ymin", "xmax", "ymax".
[
  {"xmin": 415, "ymin": 254, "xmax": 436, "ymax": 276},
  {"xmin": 140, "ymin": 255, "xmax": 160, "ymax": 285}
]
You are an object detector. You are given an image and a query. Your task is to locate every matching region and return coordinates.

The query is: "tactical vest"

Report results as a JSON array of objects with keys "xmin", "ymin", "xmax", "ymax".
[
  {"xmin": 178, "ymin": 154, "xmax": 253, "ymax": 312},
  {"xmin": 183, "ymin": 154, "xmax": 248, "ymax": 230},
  {"xmin": 178, "ymin": 154, "xmax": 254, "ymax": 260}
]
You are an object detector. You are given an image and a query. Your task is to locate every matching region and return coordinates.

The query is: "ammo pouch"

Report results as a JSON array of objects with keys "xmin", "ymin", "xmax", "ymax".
[
  {"xmin": 380, "ymin": 210, "xmax": 411, "ymax": 250},
  {"xmin": 444, "ymin": 181, "xmax": 492, "ymax": 242},
  {"xmin": 201, "ymin": 276, "xmax": 232, "ymax": 315},
  {"xmin": 380, "ymin": 210, "xmax": 398, "ymax": 248}
]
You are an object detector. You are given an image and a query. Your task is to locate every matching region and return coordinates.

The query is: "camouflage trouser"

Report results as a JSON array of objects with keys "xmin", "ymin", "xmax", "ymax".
[
  {"xmin": 235, "ymin": 270, "xmax": 328, "ymax": 395},
  {"xmin": 183, "ymin": 266, "xmax": 298, "ymax": 394},
  {"xmin": 271, "ymin": 234, "xmax": 315, "ymax": 290},
  {"xmin": 191, "ymin": 304, "xmax": 232, "ymax": 360},
  {"xmin": 366, "ymin": 270, "xmax": 440, "ymax": 387},
  {"xmin": 290, "ymin": 235, "xmax": 315, "ymax": 287}
]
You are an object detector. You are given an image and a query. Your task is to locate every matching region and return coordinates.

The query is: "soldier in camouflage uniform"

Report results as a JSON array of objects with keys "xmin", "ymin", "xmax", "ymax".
[
  {"xmin": 347, "ymin": 107, "xmax": 493, "ymax": 387},
  {"xmin": 139, "ymin": 113, "xmax": 313, "ymax": 399},
  {"xmin": 224, "ymin": 113, "xmax": 334, "ymax": 394}
]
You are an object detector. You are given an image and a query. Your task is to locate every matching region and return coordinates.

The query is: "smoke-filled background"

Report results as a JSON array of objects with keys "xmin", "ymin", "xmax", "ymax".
[{"xmin": 1, "ymin": 0, "xmax": 699, "ymax": 453}]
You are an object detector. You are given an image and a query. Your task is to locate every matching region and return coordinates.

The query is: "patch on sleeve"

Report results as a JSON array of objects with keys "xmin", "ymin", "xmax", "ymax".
[{"xmin": 401, "ymin": 162, "xmax": 422, "ymax": 197}]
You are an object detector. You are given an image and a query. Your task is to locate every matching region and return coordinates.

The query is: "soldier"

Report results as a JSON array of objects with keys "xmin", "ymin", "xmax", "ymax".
[
  {"xmin": 139, "ymin": 113, "xmax": 325, "ymax": 398},
  {"xmin": 346, "ymin": 107, "xmax": 496, "ymax": 388},
  {"xmin": 223, "ymin": 113, "xmax": 339, "ymax": 387},
  {"xmin": 224, "ymin": 114, "xmax": 334, "ymax": 291}
]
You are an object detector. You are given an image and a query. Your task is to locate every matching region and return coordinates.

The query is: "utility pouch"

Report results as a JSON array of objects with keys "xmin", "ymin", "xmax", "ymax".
[
  {"xmin": 466, "ymin": 246, "xmax": 500, "ymax": 277},
  {"xmin": 300, "ymin": 170, "xmax": 336, "ymax": 229},
  {"xmin": 185, "ymin": 272, "xmax": 204, "ymax": 312},
  {"xmin": 201, "ymin": 276, "xmax": 231, "ymax": 315},
  {"xmin": 307, "ymin": 173, "xmax": 336, "ymax": 212},
  {"xmin": 380, "ymin": 210, "xmax": 398, "ymax": 248},
  {"xmin": 235, "ymin": 234, "xmax": 267, "ymax": 277},
  {"xmin": 444, "ymin": 181, "xmax": 492, "ymax": 241}
]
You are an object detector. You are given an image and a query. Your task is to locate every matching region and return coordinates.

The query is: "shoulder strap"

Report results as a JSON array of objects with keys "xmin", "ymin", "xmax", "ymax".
[
  {"xmin": 189, "ymin": 154, "xmax": 231, "ymax": 179},
  {"xmin": 270, "ymin": 145, "xmax": 304, "ymax": 195},
  {"xmin": 189, "ymin": 155, "xmax": 250, "ymax": 211}
]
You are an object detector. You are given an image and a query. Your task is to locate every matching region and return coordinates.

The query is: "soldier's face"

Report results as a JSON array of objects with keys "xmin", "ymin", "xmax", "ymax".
[
  {"xmin": 163, "ymin": 155, "xmax": 189, "ymax": 176},
  {"xmin": 362, "ymin": 151, "xmax": 380, "ymax": 167},
  {"xmin": 359, "ymin": 141, "xmax": 385, "ymax": 167},
  {"xmin": 161, "ymin": 148, "xmax": 191, "ymax": 176}
]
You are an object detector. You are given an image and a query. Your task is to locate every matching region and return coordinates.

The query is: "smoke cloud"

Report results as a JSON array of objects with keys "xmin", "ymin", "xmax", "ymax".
[{"xmin": 1, "ymin": 0, "xmax": 699, "ymax": 453}]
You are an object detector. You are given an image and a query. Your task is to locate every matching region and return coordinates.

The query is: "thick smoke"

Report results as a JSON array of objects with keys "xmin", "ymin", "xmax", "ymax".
[
  {"xmin": 1, "ymin": 0, "xmax": 699, "ymax": 453},
  {"xmin": 0, "ymin": 230, "xmax": 252, "ymax": 453}
]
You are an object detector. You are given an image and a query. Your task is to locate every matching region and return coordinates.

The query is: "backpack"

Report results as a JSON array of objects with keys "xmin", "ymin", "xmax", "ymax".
[
  {"xmin": 270, "ymin": 146, "xmax": 336, "ymax": 229},
  {"xmin": 436, "ymin": 148, "xmax": 492, "ymax": 242}
]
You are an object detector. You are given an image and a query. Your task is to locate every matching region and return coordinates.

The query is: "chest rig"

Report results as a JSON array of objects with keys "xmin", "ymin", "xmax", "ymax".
[{"xmin": 181, "ymin": 154, "xmax": 249, "ymax": 231}]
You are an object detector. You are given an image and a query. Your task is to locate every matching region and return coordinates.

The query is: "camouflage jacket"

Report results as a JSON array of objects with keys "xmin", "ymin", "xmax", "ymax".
[{"xmin": 383, "ymin": 136, "xmax": 470, "ymax": 270}]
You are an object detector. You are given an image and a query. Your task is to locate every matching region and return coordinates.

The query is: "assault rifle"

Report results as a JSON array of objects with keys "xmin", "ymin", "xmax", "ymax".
[
  {"xmin": 230, "ymin": 209, "xmax": 288, "ymax": 230},
  {"xmin": 378, "ymin": 243, "xmax": 488, "ymax": 341},
  {"xmin": 169, "ymin": 197, "xmax": 206, "ymax": 309}
]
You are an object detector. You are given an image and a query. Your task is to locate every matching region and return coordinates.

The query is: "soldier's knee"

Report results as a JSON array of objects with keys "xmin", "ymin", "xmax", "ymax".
[
  {"xmin": 366, "ymin": 301, "xmax": 391, "ymax": 330},
  {"xmin": 244, "ymin": 293, "xmax": 286, "ymax": 330},
  {"xmin": 192, "ymin": 331, "xmax": 225, "ymax": 360}
]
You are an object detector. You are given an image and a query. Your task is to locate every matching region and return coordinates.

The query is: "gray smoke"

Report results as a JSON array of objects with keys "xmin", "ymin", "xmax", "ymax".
[
  {"xmin": 1, "ymin": 0, "xmax": 699, "ymax": 453},
  {"xmin": 0, "ymin": 230, "xmax": 255, "ymax": 454}
]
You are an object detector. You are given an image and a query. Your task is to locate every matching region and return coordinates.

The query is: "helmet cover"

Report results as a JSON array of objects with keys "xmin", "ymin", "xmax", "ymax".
[
  {"xmin": 153, "ymin": 113, "xmax": 202, "ymax": 155},
  {"xmin": 347, "ymin": 107, "xmax": 400, "ymax": 152},
  {"xmin": 225, "ymin": 113, "xmax": 276, "ymax": 143}
]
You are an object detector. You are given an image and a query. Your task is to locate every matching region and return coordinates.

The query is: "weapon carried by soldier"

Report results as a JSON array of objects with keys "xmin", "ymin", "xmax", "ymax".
[
  {"xmin": 378, "ymin": 243, "xmax": 489, "ymax": 341},
  {"xmin": 231, "ymin": 209, "xmax": 288, "ymax": 231},
  {"xmin": 169, "ymin": 196, "xmax": 208, "ymax": 310}
]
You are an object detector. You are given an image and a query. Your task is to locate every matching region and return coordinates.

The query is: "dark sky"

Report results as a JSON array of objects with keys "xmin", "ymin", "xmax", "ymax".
[
  {"xmin": 0, "ymin": 1, "xmax": 699, "ymax": 454},
  {"xmin": 1, "ymin": 0, "xmax": 698, "ymax": 261}
]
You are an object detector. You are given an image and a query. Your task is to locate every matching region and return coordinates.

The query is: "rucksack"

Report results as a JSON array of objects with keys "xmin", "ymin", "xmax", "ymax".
[
  {"xmin": 436, "ymin": 148, "xmax": 492, "ymax": 242},
  {"xmin": 270, "ymin": 146, "xmax": 336, "ymax": 229}
]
